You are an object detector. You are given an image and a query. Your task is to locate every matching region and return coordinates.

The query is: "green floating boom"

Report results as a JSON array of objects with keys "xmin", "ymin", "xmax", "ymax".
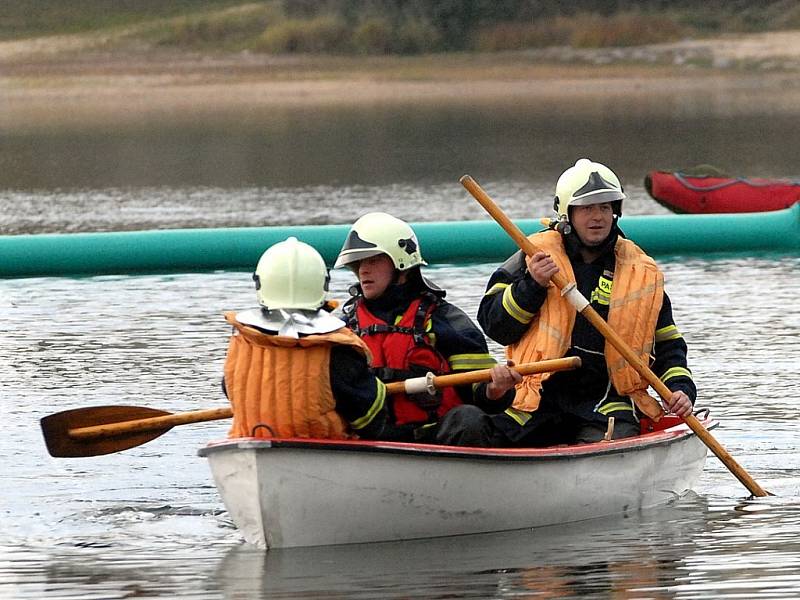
[{"xmin": 1, "ymin": 204, "xmax": 797, "ymax": 278}]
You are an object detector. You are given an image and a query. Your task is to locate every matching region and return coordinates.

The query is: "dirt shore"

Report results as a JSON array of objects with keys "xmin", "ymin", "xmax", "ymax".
[{"xmin": 3, "ymin": 30, "xmax": 800, "ymax": 128}]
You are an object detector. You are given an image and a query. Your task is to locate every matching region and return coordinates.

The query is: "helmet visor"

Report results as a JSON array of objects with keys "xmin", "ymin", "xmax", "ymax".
[
  {"xmin": 333, "ymin": 248, "xmax": 385, "ymax": 269},
  {"xmin": 335, "ymin": 228, "xmax": 388, "ymax": 268},
  {"xmin": 569, "ymin": 189, "xmax": 626, "ymax": 206}
]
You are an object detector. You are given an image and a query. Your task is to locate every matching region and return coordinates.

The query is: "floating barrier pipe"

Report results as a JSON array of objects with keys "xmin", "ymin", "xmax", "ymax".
[{"xmin": 1, "ymin": 205, "xmax": 797, "ymax": 278}]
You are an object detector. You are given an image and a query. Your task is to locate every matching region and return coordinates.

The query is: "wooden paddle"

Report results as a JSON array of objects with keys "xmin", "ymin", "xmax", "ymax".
[
  {"xmin": 40, "ymin": 405, "xmax": 233, "ymax": 458},
  {"xmin": 391, "ymin": 356, "xmax": 579, "ymax": 395},
  {"xmin": 460, "ymin": 174, "xmax": 769, "ymax": 497},
  {"xmin": 41, "ymin": 356, "xmax": 581, "ymax": 458}
]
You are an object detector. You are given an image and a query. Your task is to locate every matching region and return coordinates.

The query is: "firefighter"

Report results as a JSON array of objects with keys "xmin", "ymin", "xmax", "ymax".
[
  {"xmin": 335, "ymin": 212, "xmax": 520, "ymax": 447},
  {"xmin": 223, "ymin": 237, "xmax": 387, "ymax": 440},
  {"xmin": 478, "ymin": 159, "xmax": 695, "ymax": 446}
]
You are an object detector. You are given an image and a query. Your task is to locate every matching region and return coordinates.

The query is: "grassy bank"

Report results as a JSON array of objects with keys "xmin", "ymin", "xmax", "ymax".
[
  {"xmin": 3, "ymin": 1, "xmax": 800, "ymax": 56},
  {"xmin": 0, "ymin": 0, "xmax": 245, "ymax": 40},
  {"xmin": 3, "ymin": 2, "xmax": 800, "ymax": 131}
]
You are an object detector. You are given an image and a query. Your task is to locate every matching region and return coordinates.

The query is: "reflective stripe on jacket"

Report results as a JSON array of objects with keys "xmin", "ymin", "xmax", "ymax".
[
  {"xmin": 223, "ymin": 311, "xmax": 372, "ymax": 439},
  {"xmin": 507, "ymin": 231, "xmax": 664, "ymax": 418},
  {"xmin": 355, "ymin": 296, "xmax": 462, "ymax": 426}
]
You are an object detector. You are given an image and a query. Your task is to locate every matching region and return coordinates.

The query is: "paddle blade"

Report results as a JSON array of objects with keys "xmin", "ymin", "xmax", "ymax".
[{"xmin": 41, "ymin": 405, "xmax": 173, "ymax": 458}]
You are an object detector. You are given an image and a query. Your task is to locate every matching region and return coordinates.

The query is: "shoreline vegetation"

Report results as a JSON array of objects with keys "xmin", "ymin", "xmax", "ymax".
[{"xmin": 3, "ymin": 2, "xmax": 800, "ymax": 127}]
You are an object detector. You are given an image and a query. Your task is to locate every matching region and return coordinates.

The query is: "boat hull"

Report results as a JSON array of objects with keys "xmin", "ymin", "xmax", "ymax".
[
  {"xmin": 645, "ymin": 171, "xmax": 800, "ymax": 214},
  {"xmin": 199, "ymin": 416, "xmax": 713, "ymax": 549}
]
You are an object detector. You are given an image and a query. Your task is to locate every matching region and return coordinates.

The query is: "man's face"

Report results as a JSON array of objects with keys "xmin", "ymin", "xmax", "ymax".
[
  {"xmin": 357, "ymin": 254, "xmax": 396, "ymax": 300},
  {"xmin": 570, "ymin": 202, "xmax": 614, "ymax": 247}
]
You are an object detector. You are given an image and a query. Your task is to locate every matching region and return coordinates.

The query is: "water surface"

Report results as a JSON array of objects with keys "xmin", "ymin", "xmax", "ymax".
[
  {"xmin": 2, "ymin": 256, "xmax": 799, "ymax": 599},
  {"xmin": 2, "ymin": 86, "xmax": 800, "ymax": 598}
]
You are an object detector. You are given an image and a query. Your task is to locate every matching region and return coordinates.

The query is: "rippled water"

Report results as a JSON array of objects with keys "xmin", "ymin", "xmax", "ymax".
[
  {"xmin": 0, "ymin": 179, "xmax": 668, "ymax": 235},
  {"xmin": 2, "ymin": 95, "xmax": 800, "ymax": 598},
  {"xmin": 2, "ymin": 256, "xmax": 799, "ymax": 599}
]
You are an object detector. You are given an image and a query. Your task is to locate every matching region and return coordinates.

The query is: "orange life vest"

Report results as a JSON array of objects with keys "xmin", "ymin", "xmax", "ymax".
[
  {"xmin": 507, "ymin": 231, "xmax": 664, "ymax": 419},
  {"xmin": 354, "ymin": 296, "xmax": 462, "ymax": 426},
  {"xmin": 223, "ymin": 311, "xmax": 372, "ymax": 439}
]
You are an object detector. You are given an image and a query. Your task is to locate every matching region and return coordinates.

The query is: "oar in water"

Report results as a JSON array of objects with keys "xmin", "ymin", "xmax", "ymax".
[
  {"xmin": 41, "ymin": 356, "xmax": 581, "ymax": 458},
  {"xmin": 460, "ymin": 173, "xmax": 769, "ymax": 498}
]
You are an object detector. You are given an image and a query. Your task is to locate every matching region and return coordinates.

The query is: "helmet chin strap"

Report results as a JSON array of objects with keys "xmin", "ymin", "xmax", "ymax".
[
  {"xmin": 392, "ymin": 267, "xmax": 411, "ymax": 287},
  {"xmin": 390, "ymin": 269, "xmax": 402, "ymax": 286}
]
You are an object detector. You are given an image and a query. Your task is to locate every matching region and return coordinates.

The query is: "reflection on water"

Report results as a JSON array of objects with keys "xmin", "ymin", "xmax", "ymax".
[
  {"xmin": 2, "ymin": 96, "xmax": 800, "ymax": 192},
  {"xmin": 4, "ymin": 91, "xmax": 800, "ymax": 236},
  {"xmin": 10, "ymin": 494, "xmax": 800, "ymax": 599},
  {"xmin": 215, "ymin": 499, "xmax": 711, "ymax": 599}
]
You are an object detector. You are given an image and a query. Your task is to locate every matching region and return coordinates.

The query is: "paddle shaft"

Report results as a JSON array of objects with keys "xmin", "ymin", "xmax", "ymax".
[
  {"xmin": 460, "ymin": 174, "xmax": 768, "ymax": 498},
  {"xmin": 388, "ymin": 356, "xmax": 580, "ymax": 395},
  {"xmin": 68, "ymin": 407, "xmax": 233, "ymax": 440},
  {"xmin": 66, "ymin": 357, "xmax": 580, "ymax": 441}
]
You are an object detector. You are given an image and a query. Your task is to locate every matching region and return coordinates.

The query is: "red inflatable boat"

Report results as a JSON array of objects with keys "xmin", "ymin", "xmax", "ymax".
[{"xmin": 645, "ymin": 170, "xmax": 800, "ymax": 214}]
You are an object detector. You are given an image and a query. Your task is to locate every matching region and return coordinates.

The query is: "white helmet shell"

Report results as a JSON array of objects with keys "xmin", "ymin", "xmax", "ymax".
[
  {"xmin": 334, "ymin": 212, "xmax": 426, "ymax": 271},
  {"xmin": 254, "ymin": 237, "xmax": 328, "ymax": 310},
  {"xmin": 554, "ymin": 158, "xmax": 625, "ymax": 219}
]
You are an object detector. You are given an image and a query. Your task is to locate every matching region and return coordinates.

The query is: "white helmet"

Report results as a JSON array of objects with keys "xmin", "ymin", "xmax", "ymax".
[
  {"xmin": 253, "ymin": 237, "xmax": 329, "ymax": 310},
  {"xmin": 554, "ymin": 158, "xmax": 625, "ymax": 219},
  {"xmin": 334, "ymin": 212, "xmax": 426, "ymax": 271}
]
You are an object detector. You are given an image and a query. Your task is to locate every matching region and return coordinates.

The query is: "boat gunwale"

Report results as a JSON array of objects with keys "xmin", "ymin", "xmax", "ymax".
[{"xmin": 198, "ymin": 416, "xmax": 717, "ymax": 462}]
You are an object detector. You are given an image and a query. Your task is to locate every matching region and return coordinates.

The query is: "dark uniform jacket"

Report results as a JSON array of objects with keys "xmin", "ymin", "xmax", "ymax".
[
  {"xmin": 477, "ymin": 228, "xmax": 695, "ymax": 440},
  {"xmin": 342, "ymin": 275, "xmax": 514, "ymax": 441}
]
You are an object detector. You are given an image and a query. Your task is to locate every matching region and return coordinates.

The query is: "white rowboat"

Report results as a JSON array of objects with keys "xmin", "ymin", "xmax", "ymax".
[{"xmin": 198, "ymin": 413, "xmax": 714, "ymax": 549}]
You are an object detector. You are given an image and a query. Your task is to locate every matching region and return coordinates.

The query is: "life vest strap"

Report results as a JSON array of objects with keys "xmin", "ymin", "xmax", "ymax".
[
  {"xmin": 372, "ymin": 366, "xmax": 417, "ymax": 382},
  {"xmin": 357, "ymin": 323, "xmax": 415, "ymax": 337}
]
